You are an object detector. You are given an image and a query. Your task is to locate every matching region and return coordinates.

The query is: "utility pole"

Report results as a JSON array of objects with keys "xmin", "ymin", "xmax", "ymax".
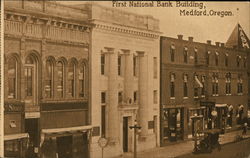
[{"xmin": 129, "ymin": 120, "xmax": 141, "ymax": 158}]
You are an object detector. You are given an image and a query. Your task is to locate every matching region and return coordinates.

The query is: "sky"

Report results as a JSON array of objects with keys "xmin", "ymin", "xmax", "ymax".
[{"xmin": 59, "ymin": 1, "xmax": 250, "ymax": 44}]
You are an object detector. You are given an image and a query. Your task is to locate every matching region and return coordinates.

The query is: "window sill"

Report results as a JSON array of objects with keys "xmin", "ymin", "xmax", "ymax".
[
  {"xmin": 212, "ymin": 94, "xmax": 219, "ymax": 97},
  {"xmin": 193, "ymin": 96, "xmax": 199, "ymax": 99},
  {"xmin": 170, "ymin": 97, "xmax": 175, "ymax": 100},
  {"xmin": 237, "ymin": 93, "xmax": 243, "ymax": 96},
  {"xmin": 183, "ymin": 97, "xmax": 188, "ymax": 99},
  {"xmin": 201, "ymin": 95, "xmax": 205, "ymax": 98},
  {"xmin": 226, "ymin": 94, "xmax": 232, "ymax": 96}
]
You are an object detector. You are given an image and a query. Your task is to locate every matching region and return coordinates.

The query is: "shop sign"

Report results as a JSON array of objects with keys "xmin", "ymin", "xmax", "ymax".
[
  {"xmin": 200, "ymin": 101, "xmax": 215, "ymax": 107},
  {"xmin": 25, "ymin": 112, "xmax": 40, "ymax": 118}
]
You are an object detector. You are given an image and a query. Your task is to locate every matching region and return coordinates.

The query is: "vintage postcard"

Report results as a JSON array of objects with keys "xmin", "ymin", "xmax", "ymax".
[{"xmin": 0, "ymin": 1, "xmax": 250, "ymax": 158}]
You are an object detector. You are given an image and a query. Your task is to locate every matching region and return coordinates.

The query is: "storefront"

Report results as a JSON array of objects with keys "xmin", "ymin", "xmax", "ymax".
[
  {"xmin": 40, "ymin": 126, "xmax": 92, "ymax": 158},
  {"xmin": 4, "ymin": 133, "xmax": 29, "ymax": 158},
  {"xmin": 188, "ymin": 107, "xmax": 206, "ymax": 137},
  {"xmin": 215, "ymin": 104, "xmax": 228, "ymax": 130},
  {"xmin": 161, "ymin": 107, "xmax": 184, "ymax": 144}
]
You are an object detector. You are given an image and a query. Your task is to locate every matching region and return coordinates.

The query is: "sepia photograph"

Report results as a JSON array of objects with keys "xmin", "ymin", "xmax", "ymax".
[{"xmin": 0, "ymin": 1, "xmax": 250, "ymax": 158}]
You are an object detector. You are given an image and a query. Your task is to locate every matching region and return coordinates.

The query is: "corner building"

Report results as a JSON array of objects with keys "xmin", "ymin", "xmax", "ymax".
[
  {"xmin": 4, "ymin": 1, "xmax": 91, "ymax": 158},
  {"xmin": 160, "ymin": 24, "xmax": 250, "ymax": 146},
  {"xmin": 78, "ymin": 3, "xmax": 161, "ymax": 158}
]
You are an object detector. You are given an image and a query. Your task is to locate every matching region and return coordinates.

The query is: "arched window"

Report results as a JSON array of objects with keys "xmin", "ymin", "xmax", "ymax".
[
  {"xmin": 57, "ymin": 61, "xmax": 64, "ymax": 98},
  {"xmin": 45, "ymin": 59, "xmax": 54, "ymax": 98},
  {"xmin": 237, "ymin": 74, "xmax": 243, "ymax": 94},
  {"xmin": 79, "ymin": 62, "xmax": 86, "ymax": 97},
  {"xmin": 212, "ymin": 73, "xmax": 219, "ymax": 96},
  {"xmin": 206, "ymin": 51, "xmax": 210, "ymax": 65},
  {"xmin": 194, "ymin": 48, "xmax": 198, "ymax": 64},
  {"xmin": 8, "ymin": 57, "xmax": 17, "ymax": 99},
  {"xmin": 68, "ymin": 61, "xmax": 76, "ymax": 97},
  {"xmin": 25, "ymin": 56, "xmax": 35, "ymax": 97},
  {"xmin": 237, "ymin": 56, "xmax": 241, "ymax": 67}
]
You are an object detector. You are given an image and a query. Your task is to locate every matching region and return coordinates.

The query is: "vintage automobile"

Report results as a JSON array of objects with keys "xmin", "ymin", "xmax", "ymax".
[{"xmin": 193, "ymin": 129, "xmax": 221, "ymax": 154}]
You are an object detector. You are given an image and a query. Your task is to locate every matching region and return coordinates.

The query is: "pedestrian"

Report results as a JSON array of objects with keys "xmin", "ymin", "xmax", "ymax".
[{"xmin": 242, "ymin": 122, "xmax": 247, "ymax": 135}]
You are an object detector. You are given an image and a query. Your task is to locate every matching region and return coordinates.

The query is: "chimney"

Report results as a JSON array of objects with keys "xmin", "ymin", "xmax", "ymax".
[
  {"xmin": 215, "ymin": 42, "xmax": 220, "ymax": 47},
  {"xmin": 177, "ymin": 34, "xmax": 183, "ymax": 40},
  {"xmin": 207, "ymin": 40, "xmax": 211, "ymax": 45},
  {"xmin": 188, "ymin": 36, "xmax": 193, "ymax": 42},
  {"xmin": 220, "ymin": 43, "xmax": 225, "ymax": 47}
]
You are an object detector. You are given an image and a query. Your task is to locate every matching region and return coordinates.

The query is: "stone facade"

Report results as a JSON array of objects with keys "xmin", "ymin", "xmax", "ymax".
[{"xmin": 79, "ymin": 3, "xmax": 161, "ymax": 158}]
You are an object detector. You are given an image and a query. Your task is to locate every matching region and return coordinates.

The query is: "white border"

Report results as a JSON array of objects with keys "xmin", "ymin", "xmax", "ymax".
[{"xmin": 0, "ymin": 0, "xmax": 4, "ymax": 156}]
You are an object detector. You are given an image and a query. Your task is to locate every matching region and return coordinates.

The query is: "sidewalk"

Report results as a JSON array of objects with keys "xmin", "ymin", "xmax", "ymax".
[{"xmin": 116, "ymin": 130, "xmax": 250, "ymax": 158}]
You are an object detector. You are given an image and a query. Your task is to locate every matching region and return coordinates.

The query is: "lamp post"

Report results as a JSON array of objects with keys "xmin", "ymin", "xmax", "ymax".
[{"xmin": 129, "ymin": 120, "xmax": 141, "ymax": 158}]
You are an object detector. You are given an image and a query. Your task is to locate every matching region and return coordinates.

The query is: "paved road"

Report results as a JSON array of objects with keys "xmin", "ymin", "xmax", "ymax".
[{"xmin": 177, "ymin": 138, "xmax": 250, "ymax": 158}]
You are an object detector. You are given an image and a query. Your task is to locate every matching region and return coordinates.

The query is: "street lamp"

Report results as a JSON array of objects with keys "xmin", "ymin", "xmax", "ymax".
[{"xmin": 129, "ymin": 120, "xmax": 141, "ymax": 158}]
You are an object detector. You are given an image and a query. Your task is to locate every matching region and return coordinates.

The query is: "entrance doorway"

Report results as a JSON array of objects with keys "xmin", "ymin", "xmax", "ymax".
[
  {"xmin": 123, "ymin": 117, "xmax": 129, "ymax": 152},
  {"xmin": 25, "ymin": 119, "xmax": 39, "ymax": 158},
  {"xmin": 56, "ymin": 136, "xmax": 73, "ymax": 158}
]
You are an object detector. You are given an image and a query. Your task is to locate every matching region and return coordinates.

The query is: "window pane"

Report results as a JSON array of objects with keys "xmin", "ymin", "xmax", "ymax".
[
  {"xmin": 57, "ymin": 61, "xmax": 64, "ymax": 97},
  {"xmin": 68, "ymin": 62, "xmax": 75, "ymax": 97},
  {"xmin": 79, "ymin": 64, "xmax": 85, "ymax": 97},
  {"xmin": 8, "ymin": 58, "xmax": 17, "ymax": 99},
  {"xmin": 45, "ymin": 60, "xmax": 53, "ymax": 98}
]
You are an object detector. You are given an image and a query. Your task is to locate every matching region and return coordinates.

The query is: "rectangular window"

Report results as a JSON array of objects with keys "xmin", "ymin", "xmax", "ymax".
[
  {"xmin": 170, "ymin": 82, "xmax": 175, "ymax": 98},
  {"xmin": 133, "ymin": 55, "xmax": 137, "ymax": 77},
  {"xmin": 153, "ymin": 57, "xmax": 157, "ymax": 79},
  {"xmin": 194, "ymin": 88, "xmax": 198, "ymax": 98},
  {"xmin": 101, "ymin": 54, "xmax": 105, "ymax": 75},
  {"xmin": 194, "ymin": 51, "xmax": 198, "ymax": 64},
  {"xmin": 153, "ymin": 90, "xmax": 157, "ymax": 104},
  {"xmin": 170, "ymin": 46, "xmax": 175, "ymax": 62},
  {"xmin": 184, "ymin": 82, "xmax": 188, "ymax": 97},
  {"xmin": 101, "ymin": 92, "xmax": 106, "ymax": 104},
  {"xmin": 206, "ymin": 53, "xmax": 210, "ymax": 65},
  {"xmin": 118, "ymin": 91, "xmax": 123, "ymax": 104},
  {"xmin": 101, "ymin": 105, "xmax": 106, "ymax": 137},
  {"xmin": 134, "ymin": 91, "xmax": 137, "ymax": 103},
  {"xmin": 183, "ymin": 49, "xmax": 188, "ymax": 63},
  {"xmin": 118, "ymin": 55, "xmax": 121, "ymax": 76}
]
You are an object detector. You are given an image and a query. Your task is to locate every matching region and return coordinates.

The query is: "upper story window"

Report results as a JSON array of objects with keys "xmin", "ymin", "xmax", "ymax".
[
  {"xmin": 25, "ymin": 55, "xmax": 36, "ymax": 97},
  {"xmin": 133, "ymin": 55, "xmax": 138, "ymax": 77},
  {"xmin": 45, "ymin": 59, "xmax": 54, "ymax": 98},
  {"xmin": 237, "ymin": 74, "xmax": 243, "ymax": 94},
  {"xmin": 194, "ymin": 48, "xmax": 198, "ymax": 64},
  {"xmin": 118, "ymin": 91, "xmax": 123, "ymax": 104},
  {"xmin": 215, "ymin": 52, "xmax": 219, "ymax": 66},
  {"xmin": 206, "ymin": 51, "xmax": 210, "ymax": 65},
  {"xmin": 118, "ymin": 55, "xmax": 122, "ymax": 76},
  {"xmin": 201, "ymin": 76, "xmax": 205, "ymax": 96},
  {"xmin": 183, "ymin": 74, "xmax": 188, "ymax": 98},
  {"xmin": 170, "ymin": 44, "xmax": 175, "ymax": 62},
  {"xmin": 212, "ymin": 73, "xmax": 219, "ymax": 96},
  {"xmin": 101, "ymin": 92, "xmax": 106, "ymax": 104},
  {"xmin": 101, "ymin": 54, "xmax": 105, "ymax": 75},
  {"xmin": 170, "ymin": 73, "xmax": 175, "ymax": 98},
  {"xmin": 183, "ymin": 47, "xmax": 188, "ymax": 63},
  {"xmin": 225, "ymin": 53, "xmax": 228, "ymax": 67},
  {"xmin": 237, "ymin": 55, "xmax": 241, "ymax": 67},
  {"xmin": 153, "ymin": 90, "xmax": 158, "ymax": 104},
  {"xmin": 225, "ymin": 73, "xmax": 231, "ymax": 95},
  {"xmin": 134, "ymin": 91, "xmax": 138, "ymax": 103},
  {"xmin": 57, "ymin": 61, "xmax": 64, "ymax": 98},
  {"xmin": 243, "ymin": 57, "xmax": 247, "ymax": 68},
  {"xmin": 79, "ymin": 62, "xmax": 86, "ymax": 98},
  {"xmin": 68, "ymin": 61, "xmax": 76, "ymax": 97},
  {"xmin": 8, "ymin": 57, "xmax": 18, "ymax": 99},
  {"xmin": 153, "ymin": 57, "xmax": 157, "ymax": 79}
]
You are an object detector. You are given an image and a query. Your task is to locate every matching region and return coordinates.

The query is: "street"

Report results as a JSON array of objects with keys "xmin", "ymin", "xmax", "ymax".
[{"xmin": 177, "ymin": 138, "xmax": 250, "ymax": 158}]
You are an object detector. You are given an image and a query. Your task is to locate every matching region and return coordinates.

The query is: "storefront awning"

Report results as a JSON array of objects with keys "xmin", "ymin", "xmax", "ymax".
[
  {"xmin": 4, "ymin": 133, "xmax": 29, "ymax": 141},
  {"xmin": 41, "ymin": 125, "xmax": 92, "ymax": 134},
  {"xmin": 215, "ymin": 104, "xmax": 227, "ymax": 107}
]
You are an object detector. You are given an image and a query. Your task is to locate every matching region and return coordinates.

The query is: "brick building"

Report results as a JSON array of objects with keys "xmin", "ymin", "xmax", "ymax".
[
  {"xmin": 4, "ymin": 1, "xmax": 91, "ymax": 158},
  {"xmin": 76, "ymin": 3, "xmax": 161, "ymax": 158},
  {"xmin": 160, "ymin": 24, "xmax": 250, "ymax": 146}
]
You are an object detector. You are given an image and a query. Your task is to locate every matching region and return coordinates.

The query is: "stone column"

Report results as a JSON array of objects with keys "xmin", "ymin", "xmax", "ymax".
[
  {"xmin": 107, "ymin": 49, "xmax": 119, "ymax": 144},
  {"xmin": 138, "ymin": 51, "xmax": 148, "ymax": 136}
]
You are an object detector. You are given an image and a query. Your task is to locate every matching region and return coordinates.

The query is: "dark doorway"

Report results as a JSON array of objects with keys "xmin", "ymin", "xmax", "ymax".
[
  {"xmin": 25, "ymin": 119, "xmax": 39, "ymax": 158},
  {"xmin": 57, "ymin": 136, "xmax": 73, "ymax": 158},
  {"xmin": 123, "ymin": 117, "xmax": 129, "ymax": 152}
]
